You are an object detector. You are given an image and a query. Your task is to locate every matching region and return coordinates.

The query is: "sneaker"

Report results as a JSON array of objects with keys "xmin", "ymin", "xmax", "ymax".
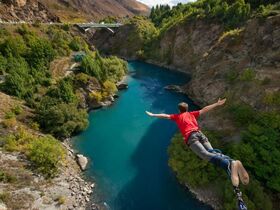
[
  {"xmin": 236, "ymin": 160, "xmax": 249, "ymax": 185},
  {"xmin": 230, "ymin": 160, "xmax": 239, "ymax": 187}
]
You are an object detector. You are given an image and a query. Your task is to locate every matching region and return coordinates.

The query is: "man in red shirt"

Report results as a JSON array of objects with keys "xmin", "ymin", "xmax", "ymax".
[{"xmin": 145, "ymin": 98, "xmax": 249, "ymax": 188}]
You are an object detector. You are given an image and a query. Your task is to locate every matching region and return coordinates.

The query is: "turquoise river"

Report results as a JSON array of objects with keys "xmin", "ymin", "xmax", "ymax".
[{"xmin": 72, "ymin": 61, "xmax": 212, "ymax": 210}]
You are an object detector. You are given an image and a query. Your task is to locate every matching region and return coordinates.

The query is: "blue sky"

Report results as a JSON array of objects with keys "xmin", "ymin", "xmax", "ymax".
[{"xmin": 137, "ymin": 0, "xmax": 195, "ymax": 7}]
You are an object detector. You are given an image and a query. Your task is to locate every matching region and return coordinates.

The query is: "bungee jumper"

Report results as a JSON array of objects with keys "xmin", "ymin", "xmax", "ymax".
[{"xmin": 146, "ymin": 98, "xmax": 249, "ymax": 210}]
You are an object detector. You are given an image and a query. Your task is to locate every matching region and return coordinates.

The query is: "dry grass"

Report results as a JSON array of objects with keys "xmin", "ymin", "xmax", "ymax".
[
  {"xmin": 0, "ymin": 93, "xmax": 21, "ymax": 121},
  {"xmin": 50, "ymin": 57, "xmax": 73, "ymax": 80}
]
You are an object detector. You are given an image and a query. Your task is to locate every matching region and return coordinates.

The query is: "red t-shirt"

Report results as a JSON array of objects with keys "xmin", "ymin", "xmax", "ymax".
[{"xmin": 170, "ymin": 111, "xmax": 200, "ymax": 143}]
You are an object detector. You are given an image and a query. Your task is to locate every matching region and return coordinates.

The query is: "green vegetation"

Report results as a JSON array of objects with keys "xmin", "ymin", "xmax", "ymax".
[
  {"xmin": 69, "ymin": 36, "xmax": 89, "ymax": 52},
  {"xmin": 100, "ymin": 16, "xmax": 118, "ymax": 23},
  {"xmin": 47, "ymin": 78, "xmax": 77, "ymax": 104},
  {"xmin": 28, "ymin": 135, "xmax": 65, "ymax": 177},
  {"xmin": 3, "ymin": 129, "xmax": 66, "ymax": 178},
  {"xmin": 150, "ymin": 0, "xmax": 251, "ymax": 30},
  {"xmin": 80, "ymin": 52, "xmax": 128, "ymax": 83},
  {"xmin": 36, "ymin": 101, "xmax": 88, "ymax": 138},
  {"xmin": 0, "ymin": 170, "xmax": 17, "ymax": 183},
  {"xmin": 102, "ymin": 80, "xmax": 117, "ymax": 98},
  {"xmin": 218, "ymin": 28, "xmax": 244, "ymax": 43},
  {"xmin": 150, "ymin": 0, "xmax": 279, "ymax": 32},
  {"xmin": 0, "ymin": 24, "xmax": 128, "ymax": 180},
  {"xmin": 239, "ymin": 68, "xmax": 255, "ymax": 81},
  {"xmin": 263, "ymin": 91, "xmax": 280, "ymax": 106}
]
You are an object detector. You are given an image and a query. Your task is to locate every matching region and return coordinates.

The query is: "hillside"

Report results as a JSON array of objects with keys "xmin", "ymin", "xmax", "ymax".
[
  {"xmin": 0, "ymin": 22, "xmax": 128, "ymax": 209},
  {"xmin": 90, "ymin": 1, "xmax": 280, "ymax": 209},
  {"xmin": 0, "ymin": 0, "xmax": 150, "ymax": 22},
  {"xmin": 41, "ymin": 0, "xmax": 150, "ymax": 22}
]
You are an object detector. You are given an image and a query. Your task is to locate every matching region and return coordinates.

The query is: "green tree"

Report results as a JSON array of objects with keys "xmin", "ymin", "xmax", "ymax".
[
  {"xmin": 80, "ymin": 53, "xmax": 103, "ymax": 81},
  {"xmin": 36, "ymin": 103, "xmax": 88, "ymax": 138},
  {"xmin": 0, "ymin": 36, "xmax": 27, "ymax": 57},
  {"xmin": 1, "ymin": 57, "xmax": 34, "ymax": 99},
  {"xmin": 47, "ymin": 78, "xmax": 77, "ymax": 104}
]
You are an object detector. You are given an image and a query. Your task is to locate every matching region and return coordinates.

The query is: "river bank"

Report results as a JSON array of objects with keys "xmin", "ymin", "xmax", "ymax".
[{"xmin": 0, "ymin": 142, "xmax": 95, "ymax": 210}]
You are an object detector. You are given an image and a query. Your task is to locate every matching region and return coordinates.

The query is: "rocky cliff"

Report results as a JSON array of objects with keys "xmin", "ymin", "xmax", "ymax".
[{"xmin": 0, "ymin": 0, "xmax": 59, "ymax": 22}]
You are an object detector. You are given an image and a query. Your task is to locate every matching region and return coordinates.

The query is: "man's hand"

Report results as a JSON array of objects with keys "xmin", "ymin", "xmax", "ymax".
[
  {"xmin": 145, "ymin": 111, "xmax": 154, "ymax": 117},
  {"xmin": 199, "ymin": 98, "xmax": 227, "ymax": 115},
  {"xmin": 217, "ymin": 98, "xmax": 226, "ymax": 106},
  {"xmin": 145, "ymin": 111, "xmax": 171, "ymax": 119}
]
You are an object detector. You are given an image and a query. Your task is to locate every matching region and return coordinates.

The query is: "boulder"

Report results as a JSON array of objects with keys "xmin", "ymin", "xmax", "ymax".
[
  {"xmin": 164, "ymin": 85, "xmax": 183, "ymax": 93},
  {"xmin": 76, "ymin": 154, "xmax": 88, "ymax": 171},
  {"xmin": 117, "ymin": 83, "xmax": 128, "ymax": 90},
  {"xmin": 0, "ymin": 202, "xmax": 7, "ymax": 210}
]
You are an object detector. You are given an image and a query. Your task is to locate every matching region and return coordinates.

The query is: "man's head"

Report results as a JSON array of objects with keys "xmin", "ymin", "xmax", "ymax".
[{"xmin": 178, "ymin": 102, "xmax": 188, "ymax": 113}]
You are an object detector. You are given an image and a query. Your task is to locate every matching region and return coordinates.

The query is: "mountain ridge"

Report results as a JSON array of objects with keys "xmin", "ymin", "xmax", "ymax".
[{"xmin": 0, "ymin": 0, "xmax": 150, "ymax": 22}]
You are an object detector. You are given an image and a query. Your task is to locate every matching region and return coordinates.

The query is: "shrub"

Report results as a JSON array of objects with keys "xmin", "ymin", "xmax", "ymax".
[
  {"xmin": 47, "ymin": 27, "xmax": 72, "ymax": 56},
  {"xmin": 0, "ymin": 170, "xmax": 17, "ymax": 183},
  {"xmin": 0, "ymin": 36, "xmax": 27, "ymax": 57},
  {"xmin": 25, "ymin": 36, "xmax": 55, "ymax": 71},
  {"xmin": 102, "ymin": 80, "xmax": 117, "ymax": 97},
  {"xmin": 226, "ymin": 69, "xmax": 239, "ymax": 84},
  {"xmin": 2, "ymin": 117, "xmax": 17, "ymax": 129},
  {"xmin": 4, "ymin": 111, "xmax": 16, "ymax": 119},
  {"xmin": 218, "ymin": 28, "xmax": 244, "ymax": 42},
  {"xmin": 69, "ymin": 36, "xmax": 88, "ymax": 52},
  {"xmin": 56, "ymin": 196, "xmax": 66, "ymax": 205},
  {"xmin": 102, "ymin": 56, "xmax": 128, "ymax": 82},
  {"xmin": 263, "ymin": 91, "xmax": 280, "ymax": 106},
  {"xmin": 27, "ymin": 135, "xmax": 66, "ymax": 177},
  {"xmin": 3, "ymin": 129, "xmax": 66, "ymax": 178},
  {"xmin": 36, "ymin": 102, "xmax": 88, "ymax": 138},
  {"xmin": 75, "ymin": 73, "xmax": 90, "ymax": 85},
  {"xmin": 239, "ymin": 68, "xmax": 255, "ymax": 81},
  {"xmin": 47, "ymin": 78, "xmax": 77, "ymax": 104},
  {"xmin": 89, "ymin": 91, "xmax": 102, "ymax": 102},
  {"xmin": 1, "ymin": 57, "xmax": 34, "ymax": 99},
  {"xmin": 80, "ymin": 53, "xmax": 103, "ymax": 81},
  {"xmin": 0, "ymin": 54, "xmax": 7, "ymax": 74},
  {"xmin": 12, "ymin": 105, "xmax": 23, "ymax": 115}
]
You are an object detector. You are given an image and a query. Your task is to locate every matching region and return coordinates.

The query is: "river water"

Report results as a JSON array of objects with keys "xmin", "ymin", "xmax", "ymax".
[{"xmin": 72, "ymin": 61, "xmax": 212, "ymax": 210}]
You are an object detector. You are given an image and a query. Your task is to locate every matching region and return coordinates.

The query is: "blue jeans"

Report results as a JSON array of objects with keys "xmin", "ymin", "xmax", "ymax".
[{"xmin": 187, "ymin": 131, "xmax": 233, "ymax": 174}]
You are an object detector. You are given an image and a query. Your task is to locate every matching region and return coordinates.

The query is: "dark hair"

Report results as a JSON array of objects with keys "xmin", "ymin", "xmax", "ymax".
[{"xmin": 178, "ymin": 102, "xmax": 188, "ymax": 113}]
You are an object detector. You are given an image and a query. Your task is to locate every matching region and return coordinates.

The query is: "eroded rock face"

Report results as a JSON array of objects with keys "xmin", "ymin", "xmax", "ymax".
[
  {"xmin": 0, "ymin": 0, "xmax": 59, "ymax": 22},
  {"xmin": 1, "ymin": 0, "xmax": 26, "ymax": 7}
]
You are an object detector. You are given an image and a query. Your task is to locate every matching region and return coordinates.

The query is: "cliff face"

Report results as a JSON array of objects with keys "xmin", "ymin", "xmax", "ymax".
[
  {"xmin": 92, "ymin": 15, "xmax": 280, "ymax": 110},
  {"xmin": 0, "ymin": 0, "xmax": 59, "ymax": 22}
]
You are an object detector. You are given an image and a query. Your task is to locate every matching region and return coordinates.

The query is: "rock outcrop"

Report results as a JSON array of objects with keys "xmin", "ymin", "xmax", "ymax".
[{"xmin": 0, "ymin": 0, "xmax": 60, "ymax": 22}]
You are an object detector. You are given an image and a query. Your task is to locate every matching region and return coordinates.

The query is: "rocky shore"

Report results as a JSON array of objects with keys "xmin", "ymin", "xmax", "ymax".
[{"xmin": 0, "ymin": 143, "xmax": 96, "ymax": 210}]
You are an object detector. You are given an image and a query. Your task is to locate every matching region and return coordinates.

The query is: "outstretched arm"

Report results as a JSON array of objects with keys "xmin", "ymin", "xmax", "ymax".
[
  {"xmin": 199, "ymin": 98, "xmax": 226, "ymax": 115},
  {"xmin": 145, "ymin": 111, "xmax": 171, "ymax": 119}
]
